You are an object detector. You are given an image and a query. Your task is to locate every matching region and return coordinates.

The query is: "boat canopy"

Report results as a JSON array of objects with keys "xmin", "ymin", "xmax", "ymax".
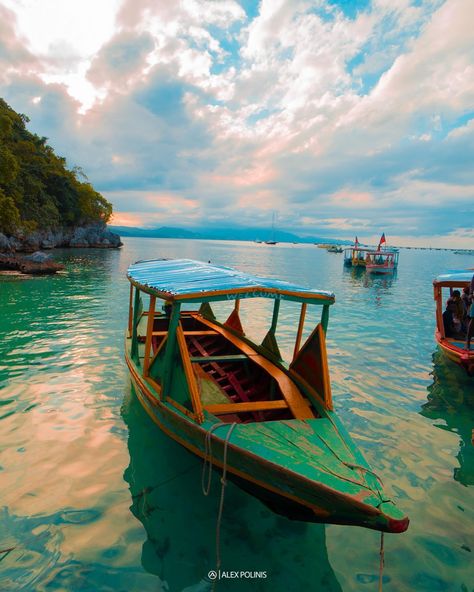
[
  {"xmin": 433, "ymin": 269, "xmax": 474, "ymax": 287},
  {"xmin": 127, "ymin": 258, "xmax": 335, "ymax": 304}
]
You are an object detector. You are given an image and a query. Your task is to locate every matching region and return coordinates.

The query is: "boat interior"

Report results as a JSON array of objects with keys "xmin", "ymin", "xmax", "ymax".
[{"xmin": 134, "ymin": 308, "xmax": 320, "ymax": 424}]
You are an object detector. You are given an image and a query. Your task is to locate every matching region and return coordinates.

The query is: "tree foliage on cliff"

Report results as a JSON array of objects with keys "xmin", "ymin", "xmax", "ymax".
[{"xmin": 0, "ymin": 98, "xmax": 112, "ymax": 235}]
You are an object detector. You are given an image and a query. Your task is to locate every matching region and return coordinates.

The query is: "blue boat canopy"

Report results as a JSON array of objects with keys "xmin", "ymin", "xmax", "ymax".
[
  {"xmin": 127, "ymin": 259, "xmax": 335, "ymax": 304},
  {"xmin": 434, "ymin": 269, "xmax": 474, "ymax": 285}
]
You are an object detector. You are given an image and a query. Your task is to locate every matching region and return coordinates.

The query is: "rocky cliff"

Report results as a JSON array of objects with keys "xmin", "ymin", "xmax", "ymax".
[{"xmin": 0, "ymin": 223, "xmax": 122, "ymax": 253}]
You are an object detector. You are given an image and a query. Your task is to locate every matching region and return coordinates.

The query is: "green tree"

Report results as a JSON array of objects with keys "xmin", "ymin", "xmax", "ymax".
[
  {"xmin": 0, "ymin": 97, "xmax": 113, "ymax": 235},
  {"xmin": 0, "ymin": 189, "xmax": 21, "ymax": 234}
]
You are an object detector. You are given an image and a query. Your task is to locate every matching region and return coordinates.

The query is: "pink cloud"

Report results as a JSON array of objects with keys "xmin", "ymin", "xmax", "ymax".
[{"xmin": 330, "ymin": 191, "xmax": 374, "ymax": 207}]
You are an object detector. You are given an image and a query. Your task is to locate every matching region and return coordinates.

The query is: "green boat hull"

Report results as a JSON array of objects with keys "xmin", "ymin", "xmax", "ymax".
[{"xmin": 127, "ymin": 348, "xmax": 408, "ymax": 533}]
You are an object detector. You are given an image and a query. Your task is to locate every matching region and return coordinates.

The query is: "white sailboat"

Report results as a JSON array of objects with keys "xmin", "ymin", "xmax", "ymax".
[{"xmin": 265, "ymin": 212, "xmax": 278, "ymax": 245}]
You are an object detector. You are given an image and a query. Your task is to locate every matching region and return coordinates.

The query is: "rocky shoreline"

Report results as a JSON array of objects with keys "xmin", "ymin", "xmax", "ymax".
[
  {"xmin": 0, "ymin": 251, "xmax": 65, "ymax": 275},
  {"xmin": 0, "ymin": 224, "xmax": 122, "ymax": 275},
  {"xmin": 0, "ymin": 223, "xmax": 122, "ymax": 253}
]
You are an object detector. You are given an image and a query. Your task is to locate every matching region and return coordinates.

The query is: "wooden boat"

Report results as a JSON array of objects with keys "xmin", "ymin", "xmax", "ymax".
[
  {"xmin": 125, "ymin": 259, "xmax": 409, "ymax": 532},
  {"xmin": 343, "ymin": 246, "xmax": 371, "ymax": 267},
  {"xmin": 365, "ymin": 250, "xmax": 399, "ymax": 274},
  {"xmin": 433, "ymin": 270, "xmax": 474, "ymax": 376}
]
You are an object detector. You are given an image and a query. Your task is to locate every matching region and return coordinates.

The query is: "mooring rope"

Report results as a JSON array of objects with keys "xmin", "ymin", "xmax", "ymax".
[
  {"xmin": 201, "ymin": 421, "xmax": 237, "ymax": 590},
  {"xmin": 202, "ymin": 422, "xmax": 226, "ymax": 496},
  {"xmin": 215, "ymin": 423, "xmax": 237, "ymax": 573},
  {"xmin": 378, "ymin": 531, "xmax": 385, "ymax": 592}
]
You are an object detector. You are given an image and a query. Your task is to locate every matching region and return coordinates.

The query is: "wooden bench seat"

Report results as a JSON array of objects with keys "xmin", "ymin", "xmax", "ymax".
[
  {"xmin": 190, "ymin": 354, "xmax": 248, "ymax": 363},
  {"xmin": 204, "ymin": 399, "xmax": 288, "ymax": 415}
]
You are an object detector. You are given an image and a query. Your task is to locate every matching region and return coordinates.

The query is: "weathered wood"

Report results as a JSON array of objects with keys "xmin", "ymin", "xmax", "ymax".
[
  {"xmin": 176, "ymin": 324, "xmax": 204, "ymax": 423},
  {"xmin": 143, "ymin": 295, "xmax": 156, "ymax": 377},
  {"xmin": 152, "ymin": 330, "xmax": 217, "ymax": 336},
  {"xmin": 131, "ymin": 287, "xmax": 141, "ymax": 362},
  {"xmin": 162, "ymin": 303, "xmax": 181, "ymax": 396},
  {"xmin": 197, "ymin": 315, "xmax": 314, "ymax": 420},
  {"xmin": 204, "ymin": 399, "xmax": 288, "ymax": 414},
  {"xmin": 128, "ymin": 283, "xmax": 134, "ymax": 336},
  {"xmin": 190, "ymin": 354, "xmax": 247, "ymax": 363},
  {"xmin": 293, "ymin": 302, "xmax": 307, "ymax": 360}
]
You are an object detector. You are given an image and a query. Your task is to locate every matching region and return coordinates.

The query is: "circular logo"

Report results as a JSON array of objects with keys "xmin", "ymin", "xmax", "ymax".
[{"xmin": 208, "ymin": 571, "xmax": 218, "ymax": 581}]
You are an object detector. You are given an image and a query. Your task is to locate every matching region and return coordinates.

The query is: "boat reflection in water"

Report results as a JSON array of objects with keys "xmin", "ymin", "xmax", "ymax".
[
  {"xmin": 343, "ymin": 266, "xmax": 398, "ymax": 307},
  {"xmin": 122, "ymin": 388, "xmax": 342, "ymax": 592},
  {"xmin": 420, "ymin": 351, "xmax": 474, "ymax": 486}
]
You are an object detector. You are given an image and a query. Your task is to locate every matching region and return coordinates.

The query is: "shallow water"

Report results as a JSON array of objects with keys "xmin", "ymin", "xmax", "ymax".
[{"xmin": 0, "ymin": 239, "xmax": 473, "ymax": 591}]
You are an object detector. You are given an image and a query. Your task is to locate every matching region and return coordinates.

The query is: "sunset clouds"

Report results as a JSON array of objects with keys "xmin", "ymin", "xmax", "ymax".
[{"xmin": 1, "ymin": 0, "xmax": 473, "ymax": 246}]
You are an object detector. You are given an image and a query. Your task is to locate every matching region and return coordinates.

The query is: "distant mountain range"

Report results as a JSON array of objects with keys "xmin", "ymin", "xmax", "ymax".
[{"xmin": 109, "ymin": 225, "xmax": 349, "ymax": 245}]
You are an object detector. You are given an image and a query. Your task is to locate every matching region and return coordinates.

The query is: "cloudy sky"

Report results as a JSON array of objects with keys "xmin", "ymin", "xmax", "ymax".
[{"xmin": 1, "ymin": 0, "xmax": 473, "ymax": 246}]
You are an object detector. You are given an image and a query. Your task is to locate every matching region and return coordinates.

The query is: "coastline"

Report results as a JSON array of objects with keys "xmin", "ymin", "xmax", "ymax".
[
  {"xmin": 0, "ymin": 223, "xmax": 122, "ymax": 253},
  {"xmin": 0, "ymin": 223, "xmax": 122, "ymax": 274}
]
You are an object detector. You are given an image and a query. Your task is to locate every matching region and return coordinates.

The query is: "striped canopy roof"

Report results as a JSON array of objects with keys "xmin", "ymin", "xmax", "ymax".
[
  {"xmin": 433, "ymin": 269, "xmax": 474, "ymax": 286},
  {"xmin": 127, "ymin": 258, "xmax": 335, "ymax": 304}
]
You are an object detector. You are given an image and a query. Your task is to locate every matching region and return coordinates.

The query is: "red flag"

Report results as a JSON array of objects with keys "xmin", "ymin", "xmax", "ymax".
[
  {"xmin": 355, "ymin": 236, "xmax": 359, "ymax": 247},
  {"xmin": 378, "ymin": 233, "xmax": 386, "ymax": 250}
]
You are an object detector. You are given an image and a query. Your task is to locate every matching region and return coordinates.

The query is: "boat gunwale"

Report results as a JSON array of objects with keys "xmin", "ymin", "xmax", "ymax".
[{"xmin": 435, "ymin": 332, "xmax": 474, "ymax": 358}]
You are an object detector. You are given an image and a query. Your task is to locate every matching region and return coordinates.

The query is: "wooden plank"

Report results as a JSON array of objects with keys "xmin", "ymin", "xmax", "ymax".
[
  {"xmin": 184, "ymin": 330, "xmax": 217, "ymax": 335},
  {"xmin": 293, "ymin": 302, "xmax": 307, "ymax": 360},
  {"xmin": 317, "ymin": 323, "xmax": 333, "ymax": 410},
  {"xmin": 152, "ymin": 330, "xmax": 217, "ymax": 336},
  {"xmin": 190, "ymin": 354, "xmax": 248, "ymax": 363},
  {"xmin": 204, "ymin": 400, "xmax": 288, "ymax": 414},
  {"xmin": 145, "ymin": 376, "xmax": 162, "ymax": 395},
  {"xmin": 128, "ymin": 283, "xmax": 133, "ymax": 336},
  {"xmin": 143, "ymin": 295, "xmax": 156, "ymax": 377},
  {"xmin": 176, "ymin": 324, "xmax": 204, "ymax": 423},
  {"xmin": 164, "ymin": 396, "xmax": 196, "ymax": 420},
  {"xmin": 196, "ymin": 314, "xmax": 314, "ymax": 420},
  {"xmin": 435, "ymin": 285, "xmax": 445, "ymax": 338}
]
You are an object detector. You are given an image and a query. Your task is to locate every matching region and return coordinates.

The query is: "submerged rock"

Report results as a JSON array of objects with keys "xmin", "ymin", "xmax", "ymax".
[{"xmin": 0, "ymin": 252, "xmax": 65, "ymax": 275}]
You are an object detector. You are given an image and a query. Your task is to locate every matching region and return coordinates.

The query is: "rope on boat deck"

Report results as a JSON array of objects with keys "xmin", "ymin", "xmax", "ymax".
[{"xmin": 201, "ymin": 421, "xmax": 238, "ymax": 587}]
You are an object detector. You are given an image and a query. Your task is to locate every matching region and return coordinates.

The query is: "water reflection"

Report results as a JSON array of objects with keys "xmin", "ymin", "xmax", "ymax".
[
  {"xmin": 122, "ymin": 387, "xmax": 342, "ymax": 592},
  {"xmin": 342, "ymin": 267, "xmax": 397, "ymax": 308},
  {"xmin": 421, "ymin": 351, "xmax": 474, "ymax": 486}
]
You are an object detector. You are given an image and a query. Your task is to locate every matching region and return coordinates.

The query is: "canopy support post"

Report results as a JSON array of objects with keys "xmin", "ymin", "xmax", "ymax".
[
  {"xmin": 128, "ymin": 283, "xmax": 133, "ymax": 337},
  {"xmin": 435, "ymin": 286, "xmax": 445, "ymax": 338},
  {"xmin": 143, "ymin": 295, "xmax": 156, "ymax": 377},
  {"xmin": 293, "ymin": 303, "xmax": 307, "ymax": 361},
  {"xmin": 162, "ymin": 302, "xmax": 181, "ymax": 397},
  {"xmin": 270, "ymin": 299, "xmax": 280, "ymax": 334},
  {"xmin": 131, "ymin": 286, "xmax": 141, "ymax": 362},
  {"xmin": 321, "ymin": 304, "xmax": 330, "ymax": 334}
]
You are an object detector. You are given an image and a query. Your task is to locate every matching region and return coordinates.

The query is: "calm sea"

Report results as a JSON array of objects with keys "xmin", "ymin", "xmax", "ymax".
[{"xmin": 0, "ymin": 238, "xmax": 473, "ymax": 592}]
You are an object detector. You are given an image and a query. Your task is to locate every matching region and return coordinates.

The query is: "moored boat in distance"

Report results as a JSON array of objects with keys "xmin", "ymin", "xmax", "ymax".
[
  {"xmin": 365, "ymin": 250, "xmax": 399, "ymax": 274},
  {"xmin": 433, "ymin": 270, "xmax": 474, "ymax": 376},
  {"xmin": 344, "ymin": 234, "xmax": 399, "ymax": 273},
  {"xmin": 125, "ymin": 258, "xmax": 408, "ymax": 532},
  {"xmin": 343, "ymin": 246, "xmax": 374, "ymax": 267},
  {"xmin": 327, "ymin": 246, "xmax": 343, "ymax": 253}
]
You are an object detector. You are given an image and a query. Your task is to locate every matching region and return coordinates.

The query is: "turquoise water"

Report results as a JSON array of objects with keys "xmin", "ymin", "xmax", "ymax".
[{"xmin": 0, "ymin": 238, "xmax": 473, "ymax": 591}]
